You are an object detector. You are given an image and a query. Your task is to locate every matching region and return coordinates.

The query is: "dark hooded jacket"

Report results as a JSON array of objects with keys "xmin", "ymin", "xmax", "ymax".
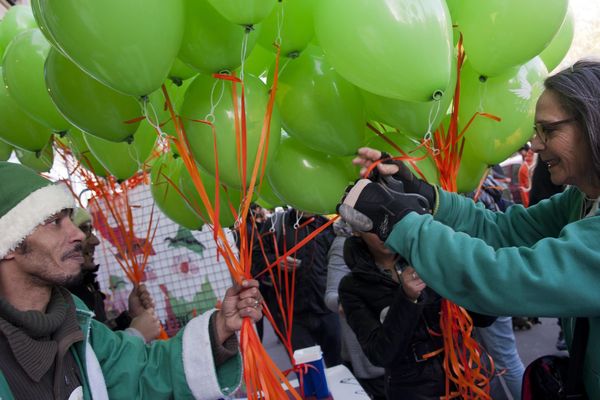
[
  {"xmin": 339, "ymin": 236, "xmax": 495, "ymax": 399},
  {"xmin": 253, "ymin": 209, "xmax": 335, "ymax": 316}
]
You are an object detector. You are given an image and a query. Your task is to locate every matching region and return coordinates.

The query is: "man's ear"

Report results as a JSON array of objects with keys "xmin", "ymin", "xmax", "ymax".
[{"xmin": 2, "ymin": 251, "xmax": 16, "ymax": 261}]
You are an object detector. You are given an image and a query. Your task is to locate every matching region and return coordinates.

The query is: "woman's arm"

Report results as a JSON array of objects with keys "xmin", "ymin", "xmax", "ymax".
[
  {"xmin": 386, "ymin": 209, "xmax": 600, "ymax": 317},
  {"xmin": 431, "ymin": 187, "xmax": 578, "ymax": 248}
]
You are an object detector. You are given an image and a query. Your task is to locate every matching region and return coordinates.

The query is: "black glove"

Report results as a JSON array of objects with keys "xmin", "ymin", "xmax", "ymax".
[
  {"xmin": 373, "ymin": 152, "xmax": 437, "ymax": 209},
  {"xmin": 337, "ymin": 178, "xmax": 430, "ymax": 241}
]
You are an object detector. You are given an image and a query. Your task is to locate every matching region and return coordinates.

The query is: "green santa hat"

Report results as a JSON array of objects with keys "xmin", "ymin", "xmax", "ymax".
[{"xmin": 0, "ymin": 161, "xmax": 75, "ymax": 259}]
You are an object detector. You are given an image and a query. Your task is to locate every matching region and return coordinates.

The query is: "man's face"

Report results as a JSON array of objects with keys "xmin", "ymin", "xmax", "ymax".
[
  {"xmin": 10, "ymin": 209, "xmax": 85, "ymax": 287},
  {"xmin": 79, "ymin": 221, "xmax": 100, "ymax": 271}
]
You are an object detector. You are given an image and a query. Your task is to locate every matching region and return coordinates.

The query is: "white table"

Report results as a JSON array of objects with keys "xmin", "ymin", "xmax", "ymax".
[
  {"xmin": 231, "ymin": 364, "xmax": 371, "ymax": 399},
  {"xmin": 287, "ymin": 364, "xmax": 371, "ymax": 399}
]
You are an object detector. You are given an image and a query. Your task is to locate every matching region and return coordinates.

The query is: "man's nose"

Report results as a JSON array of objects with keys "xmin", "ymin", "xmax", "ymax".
[
  {"xmin": 89, "ymin": 232, "xmax": 100, "ymax": 246},
  {"xmin": 67, "ymin": 218, "xmax": 86, "ymax": 242}
]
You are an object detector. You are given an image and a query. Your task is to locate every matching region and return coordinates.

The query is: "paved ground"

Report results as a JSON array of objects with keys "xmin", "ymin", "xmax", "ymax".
[{"xmin": 514, "ymin": 317, "xmax": 568, "ymax": 366}]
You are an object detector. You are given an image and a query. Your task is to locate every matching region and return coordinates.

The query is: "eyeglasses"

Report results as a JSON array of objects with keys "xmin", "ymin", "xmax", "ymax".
[{"xmin": 533, "ymin": 117, "xmax": 576, "ymax": 144}]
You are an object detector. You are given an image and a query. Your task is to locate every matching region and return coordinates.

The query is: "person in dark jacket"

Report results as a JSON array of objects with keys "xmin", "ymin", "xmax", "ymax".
[
  {"xmin": 529, "ymin": 157, "xmax": 565, "ymax": 206},
  {"xmin": 253, "ymin": 208, "xmax": 342, "ymax": 367},
  {"xmin": 339, "ymin": 232, "xmax": 495, "ymax": 400}
]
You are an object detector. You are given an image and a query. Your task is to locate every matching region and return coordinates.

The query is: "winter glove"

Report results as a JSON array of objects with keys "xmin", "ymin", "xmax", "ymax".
[
  {"xmin": 337, "ymin": 178, "xmax": 430, "ymax": 241},
  {"xmin": 376, "ymin": 152, "xmax": 438, "ymax": 210}
]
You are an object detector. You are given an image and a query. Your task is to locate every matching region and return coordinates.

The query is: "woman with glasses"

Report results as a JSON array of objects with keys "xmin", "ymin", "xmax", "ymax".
[{"xmin": 338, "ymin": 60, "xmax": 600, "ymax": 399}]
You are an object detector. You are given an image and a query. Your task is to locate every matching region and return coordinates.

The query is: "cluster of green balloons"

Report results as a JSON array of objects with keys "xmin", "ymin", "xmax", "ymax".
[{"xmin": 0, "ymin": 0, "xmax": 576, "ymax": 228}]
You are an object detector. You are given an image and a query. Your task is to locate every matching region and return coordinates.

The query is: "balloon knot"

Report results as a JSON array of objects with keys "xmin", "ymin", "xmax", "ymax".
[
  {"xmin": 287, "ymin": 51, "xmax": 300, "ymax": 59},
  {"xmin": 432, "ymin": 90, "xmax": 444, "ymax": 101},
  {"xmin": 479, "ymin": 75, "xmax": 488, "ymax": 83}
]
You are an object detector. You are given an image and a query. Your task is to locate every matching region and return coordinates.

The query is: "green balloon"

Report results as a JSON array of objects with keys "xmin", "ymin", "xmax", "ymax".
[
  {"xmin": 151, "ymin": 153, "xmax": 204, "ymax": 230},
  {"xmin": 460, "ymin": 57, "xmax": 547, "ymax": 165},
  {"xmin": 257, "ymin": 0, "xmax": 316, "ymax": 57},
  {"xmin": 456, "ymin": 153, "xmax": 489, "ymax": 194},
  {"xmin": 157, "ymin": 78, "xmax": 193, "ymax": 157},
  {"xmin": 276, "ymin": 46, "xmax": 365, "ymax": 156},
  {"xmin": 15, "ymin": 141, "xmax": 54, "ymax": 173},
  {"xmin": 3, "ymin": 29, "xmax": 70, "ymax": 132},
  {"xmin": 256, "ymin": 178, "xmax": 285, "ymax": 208},
  {"xmin": 540, "ymin": 5, "xmax": 574, "ymax": 73},
  {"xmin": 365, "ymin": 131, "xmax": 440, "ymax": 185},
  {"xmin": 178, "ymin": 0, "xmax": 260, "ymax": 74},
  {"xmin": 206, "ymin": 0, "xmax": 276, "ymax": 26},
  {"xmin": 29, "ymin": 0, "xmax": 58, "ymax": 50},
  {"xmin": 181, "ymin": 73, "xmax": 281, "ymax": 189},
  {"xmin": 65, "ymin": 129, "xmax": 107, "ymax": 176},
  {"xmin": 180, "ymin": 165, "xmax": 242, "ymax": 228},
  {"xmin": 0, "ymin": 67, "xmax": 52, "ymax": 151},
  {"xmin": 362, "ymin": 54, "xmax": 457, "ymax": 140},
  {"xmin": 169, "ymin": 58, "xmax": 198, "ymax": 83},
  {"xmin": 33, "ymin": 0, "xmax": 184, "ymax": 97},
  {"xmin": 45, "ymin": 48, "xmax": 142, "ymax": 142},
  {"xmin": 0, "ymin": 139, "xmax": 12, "ymax": 161},
  {"xmin": 452, "ymin": 0, "xmax": 567, "ymax": 77},
  {"xmin": 243, "ymin": 45, "xmax": 275, "ymax": 80},
  {"xmin": 0, "ymin": 5, "xmax": 37, "ymax": 58},
  {"xmin": 83, "ymin": 120, "xmax": 157, "ymax": 181},
  {"xmin": 315, "ymin": 0, "xmax": 453, "ymax": 101},
  {"xmin": 267, "ymin": 135, "xmax": 352, "ymax": 214},
  {"xmin": 163, "ymin": 78, "xmax": 192, "ymax": 116}
]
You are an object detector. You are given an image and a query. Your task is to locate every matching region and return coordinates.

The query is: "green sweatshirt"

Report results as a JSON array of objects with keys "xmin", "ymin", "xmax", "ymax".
[{"xmin": 385, "ymin": 186, "xmax": 600, "ymax": 398}]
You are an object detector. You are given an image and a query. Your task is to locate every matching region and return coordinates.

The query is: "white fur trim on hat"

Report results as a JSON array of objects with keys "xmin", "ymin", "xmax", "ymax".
[{"xmin": 0, "ymin": 183, "xmax": 75, "ymax": 258}]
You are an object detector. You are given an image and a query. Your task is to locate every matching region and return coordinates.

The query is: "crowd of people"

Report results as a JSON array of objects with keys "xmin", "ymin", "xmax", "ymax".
[{"xmin": 1, "ymin": 60, "xmax": 599, "ymax": 399}]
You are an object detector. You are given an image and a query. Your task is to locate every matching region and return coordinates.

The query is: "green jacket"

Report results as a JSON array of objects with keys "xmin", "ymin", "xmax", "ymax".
[
  {"xmin": 0, "ymin": 296, "xmax": 242, "ymax": 400},
  {"xmin": 386, "ymin": 186, "xmax": 600, "ymax": 398}
]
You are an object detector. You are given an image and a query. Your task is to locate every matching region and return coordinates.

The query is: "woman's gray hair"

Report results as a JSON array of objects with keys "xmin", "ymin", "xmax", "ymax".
[{"xmin": 545, "ymin": 60, "xmax": 600, "ymax": 182}]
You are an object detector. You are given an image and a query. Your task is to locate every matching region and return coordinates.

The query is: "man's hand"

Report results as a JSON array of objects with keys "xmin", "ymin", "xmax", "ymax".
[
  {"xmin": 214, "ymin": 279, "xmax": 263, "ymax": 344},
  {"xmin": 400, "ymin": 267, "xmax": 426, "ymax": 302},
  {"xmin": 130, "ymin": 308, "xmax": 161, "ymax": 342},
  {"xmin": 128, "ymin": 284, "xmax": 155, "ymax": 318}
]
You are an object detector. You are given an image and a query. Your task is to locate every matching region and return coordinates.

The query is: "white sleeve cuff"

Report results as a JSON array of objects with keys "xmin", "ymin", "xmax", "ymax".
[{"xmin": 182, "ymin": 309, "xmax": 239, "ymax": 400}]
